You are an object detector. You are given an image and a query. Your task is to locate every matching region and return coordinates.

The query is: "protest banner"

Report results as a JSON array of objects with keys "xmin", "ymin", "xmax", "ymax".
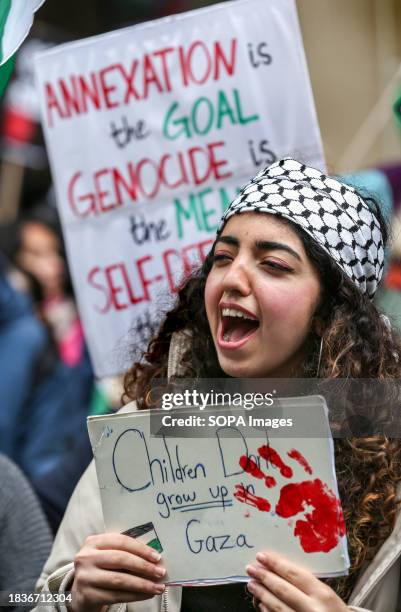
[
  {"xmin": 87, "ymin": 398, "xmax": 349, "ymax": 584},
  {"xmin": 34, "ymin": 0, "xmax": 325, "ymax": 377}
]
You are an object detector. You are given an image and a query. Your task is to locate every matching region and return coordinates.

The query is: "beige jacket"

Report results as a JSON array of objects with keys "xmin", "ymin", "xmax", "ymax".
[{"xmin": 36, "ymin": 333, "xmax": 401, "ymax": 612}]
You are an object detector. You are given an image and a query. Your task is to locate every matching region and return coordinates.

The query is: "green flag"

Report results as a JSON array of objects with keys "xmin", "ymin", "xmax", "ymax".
[{"xmin": 0, "ymin": 0, "xmax": 45, "ymax": 96}]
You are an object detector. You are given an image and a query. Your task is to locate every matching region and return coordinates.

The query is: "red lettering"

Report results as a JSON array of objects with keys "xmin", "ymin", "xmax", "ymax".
[
  {"xmin": 152, "ymin": 47, "xmax": 175, "ymax": 91},
  {"xmin": 66, "ymin": 141, "xmax": 231, "ymax": 219},
  {"xmin": 178, "ymin": 45, "xmax": 190, "ymax": 87},
  {"xmin": 87, "ymin": 239, "xmax": 214, "ymax": 314},
  {"xmin": 87, "ymin": 266, "xmax": 111, "ymax": 313},
  {"xmin": 188, "ymin": 146, "xmax": 211, "ymax": 186},
  {"xmin": 187, "ymin": 41, "xmax": 212, "ymax": 85},
  {"xmin": 120, "ymin": 263, "xmax": 142, "ymax": 305},
  {"xmin": 213, "ymin": 39, "xmax": 237, "ymax": 79},
  {"xmin": 42, "ymin": 42, "xmax": 239, "ymax": 127},
  {"xmin": 162, "ymin": 239, "xmax": 213, "ymax": 293},
  {"xmin": 136, "ymin": 159, "xmax": 160, "ymax": 199},
  {"xmin": 90, "ymin": 261, "xmax": 148, "ymax": 313},
  {"xmin": 78, "ymin": 73, "xmax": 101, "ymax": 112},
  {"xmin": 94, "ymin": 168, "xmax": 121, "ymax": 212},
  {"xmin": 113, "ymin": 165, "xmax": 139, "ymax": 206},
  {"xmin": 142, "ymin": 54, "xmax": 163, "ymax": 98},
  {"xmin": 199, "ymin": 238, "xmax": 214, "ymax": 261},
  {"xmin": 208, "ymin": 141, "xmax": 232, "ymax": 180},
  {"xmin": 159, "ymin": 153, "xmax": 188, "ymax": 190},
  {"xmin": 182, "ymin": 244, "xmax": 198, "ymax": 277},
  {"xmin": 163, "ymin": 249, "xmax": 182, "ymax": 292},
  {"xmin": 99, "ymin": 65, "xmax": 120, "ymax": 109},
  {"xmin": 182, "ymin": 240, "xmax": 213, "ymax": 275},
  {"xmin": 44, "ymin": 82, "xmax": 67, "ymax": 128},
  {"xmin": 121, "ymin": 60, "xmax": 140, "ymax": 104},
  {"xmin": 67, "ymin": 171, "xmax": 96, "ymax": 218},
  {"xmin": 59, "ymin": 77, "xmax": 81, "ymax": 117},
  {"xmin": 137, "ymin": 256, "xmax": 155, "ymax": 301},
  {"xmin": 105, "ymin": 263, "xmax": 130, "ymax": 310}
]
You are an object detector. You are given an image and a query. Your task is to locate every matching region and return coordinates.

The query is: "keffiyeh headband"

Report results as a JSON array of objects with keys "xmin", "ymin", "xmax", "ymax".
[{"xmin": 218, "ymin": 158, "xmax": 385, "ymax": 298}]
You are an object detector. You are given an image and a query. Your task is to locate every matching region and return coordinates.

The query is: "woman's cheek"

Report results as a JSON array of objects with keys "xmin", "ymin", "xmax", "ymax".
[
  {"xmin": 204, "ymin": 275, "xmax": 220, "ymax": 328},
  {"xmin": 259, "ymin": 286, "xmax": 318, "ymax": 340},
  {"xmin": 257, "ymin": 283, "xmax": 296, "ymax": 320}
]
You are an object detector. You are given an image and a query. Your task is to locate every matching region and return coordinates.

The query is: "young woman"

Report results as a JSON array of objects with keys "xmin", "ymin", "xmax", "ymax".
[{"xmin": 36, "ymin": 159, "xmax": 401, "ymax": 612}]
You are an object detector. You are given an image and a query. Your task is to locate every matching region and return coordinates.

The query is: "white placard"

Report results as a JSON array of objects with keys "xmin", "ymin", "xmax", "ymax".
[
  {"xmin": 34, "ymin": 0, "xmax": 325, "ymax": 376},
  {"xmin": 88, "ymin": 398, "xmax": 349, "ymax": 584}
]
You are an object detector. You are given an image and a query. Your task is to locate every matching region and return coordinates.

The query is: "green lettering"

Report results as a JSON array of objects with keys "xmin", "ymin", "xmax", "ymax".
[
  {"xmin": 174, "ymin": 194, "xmax": 203, "ymax": 238},
  {"xmin": 233, "ymin": 88, "xmax": 259, "ymax": 125},
  {"xmin": 219, "ymin": 186, "xmax": 242, "ymax": 214},
  {"xmin": 192, "ymin": 97, "xmax": 214, "ymax": 135},
  {"xmin": 198, "ymin": 188, "xmax": 217, "ymax": 232},
  {"xmin": 175, "ymin": 187, "xmax": 244, "ymax": 237},
  {"xmin": 219, "ymin": 187, "xmax": 232, "ymax": 213},
  {"xmin": 163, "ymin": 101, "xmax": 190, "ymax": 140},
  {"xmin": 216, "ymin": 90, "xmax": 236, "ymax": 129}
]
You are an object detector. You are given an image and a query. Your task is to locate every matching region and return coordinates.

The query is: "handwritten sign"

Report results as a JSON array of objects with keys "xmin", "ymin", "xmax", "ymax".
[
  {"xmin": 34, "ymin": 0, "xmax": 325, "ymax": 376},
  {"xmin": 87, "ymin": 399, "xmax": 349, "ymax": 583}
]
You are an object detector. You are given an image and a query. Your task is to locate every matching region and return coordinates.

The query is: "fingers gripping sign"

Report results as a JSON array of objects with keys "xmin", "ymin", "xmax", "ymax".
[
  {"xmin": 246, "ymin": 551, "xmax": 349, "ymax": 612},
  {"xmin": 71, "ymin": 533, "xmax": 166, "ymax": 612}
]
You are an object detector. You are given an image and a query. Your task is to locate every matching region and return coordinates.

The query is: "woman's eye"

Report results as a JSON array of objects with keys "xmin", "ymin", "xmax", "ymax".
[
  {"xmin": 212, "ymin": 254, "xmax": 232, "ymax": 264},
  {"xmin": 262, "ymin": 260, "xmax": 292, "ymax": 272}
]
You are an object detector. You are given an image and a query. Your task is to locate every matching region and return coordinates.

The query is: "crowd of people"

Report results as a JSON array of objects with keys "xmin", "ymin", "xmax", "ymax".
[{"xmin": 2, "ymin": 5, "xmax": 401, "ymax": 612}]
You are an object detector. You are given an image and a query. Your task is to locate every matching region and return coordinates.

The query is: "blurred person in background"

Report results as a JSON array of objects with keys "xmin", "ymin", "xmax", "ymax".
[
  {"xmin": 0, "ymin": 251, "xmax": 46, "ymax": 462},
  {"xmin": 1, "ymin": 203, "xmax": 86, "ymax": 368},
  {"xmin": 0, "ymin": 452, "xmax": 53, "ymax": 611},
  {"xmin": 0, "ymin": 226, "xmax": 94, "ymax": 533}
]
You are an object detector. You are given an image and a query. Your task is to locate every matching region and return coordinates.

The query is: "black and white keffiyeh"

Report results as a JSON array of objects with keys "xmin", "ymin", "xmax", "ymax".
[{"xmin": 218, "ymin": 158, "xmax": 385, "ymax": 298}]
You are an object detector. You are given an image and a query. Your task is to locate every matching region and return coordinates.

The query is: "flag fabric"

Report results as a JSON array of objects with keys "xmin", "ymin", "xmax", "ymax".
[
  {"xmin": 0, "ymin": 0, "xmax": 45, "ymax": 96},
  {"xmin": 123, "ymin": 523, "xmax": 163, "ymax": 553},
  {"xmin": 394, "ymin": 93, "xmax": 401, "ymax": 126}
]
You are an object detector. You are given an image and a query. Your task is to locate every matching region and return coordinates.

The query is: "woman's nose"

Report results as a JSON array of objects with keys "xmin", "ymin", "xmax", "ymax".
[{"xmin": 221, "ymin": 257, "xmax": 252, "ymax": 296}]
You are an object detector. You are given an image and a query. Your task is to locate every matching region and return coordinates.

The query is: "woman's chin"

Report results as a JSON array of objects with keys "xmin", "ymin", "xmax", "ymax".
[{"xmin": 218, "ymin": 356, "xmax": 268, "ymax": 379}]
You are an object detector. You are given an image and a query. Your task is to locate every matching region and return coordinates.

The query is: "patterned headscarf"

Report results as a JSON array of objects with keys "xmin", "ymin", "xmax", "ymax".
[{"xmin": 218, "ymin": 158, "xmax": 385, "ymax": 298}]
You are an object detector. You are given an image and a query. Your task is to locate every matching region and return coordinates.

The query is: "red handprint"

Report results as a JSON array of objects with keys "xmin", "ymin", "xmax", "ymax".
[{"xmin": 234, "ymin": 445, "xmax": 345, "ymax": 554}]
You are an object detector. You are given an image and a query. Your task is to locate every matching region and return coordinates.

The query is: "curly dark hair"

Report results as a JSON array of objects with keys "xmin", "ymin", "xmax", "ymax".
[{"xmin": 123, "ymin": 199, "xmax": 401, "ymax": 601}]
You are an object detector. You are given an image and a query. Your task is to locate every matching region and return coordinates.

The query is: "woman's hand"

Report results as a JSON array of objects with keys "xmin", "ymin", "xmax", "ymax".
[
  {"xmin": 71, "ymin": 533, "xmax": 166, "ymax": 612},
  {"xmin": 246, "ymin": 551, "xmax": 349, "ymax": 612}
]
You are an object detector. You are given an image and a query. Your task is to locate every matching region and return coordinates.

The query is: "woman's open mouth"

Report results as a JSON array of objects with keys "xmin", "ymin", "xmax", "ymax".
[{"xmin": 218, "ymin": 306, "xmax": 260, "ymax": 349}]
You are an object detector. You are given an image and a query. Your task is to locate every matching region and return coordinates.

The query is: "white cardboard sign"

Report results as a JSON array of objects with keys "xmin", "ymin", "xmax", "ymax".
[
  {"xmin": 88, "ymin": 398, "xmax": 349, "ymax": 584},
  {"xmin": 34, "ymin": 0, "xmax": 324, "ymax": 376}
]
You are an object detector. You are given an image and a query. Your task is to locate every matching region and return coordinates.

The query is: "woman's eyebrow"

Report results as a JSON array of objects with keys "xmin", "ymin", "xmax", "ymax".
[
  {"xmin": 215, "ymin": 236, "xmax": 239, "ymax": 247},
  {"xmin": 255, "ymin": 240, "xmax": 302, "ymax": 261},
  {"xmin": 215, "ymin": 236, "xmax": 301, "ymax": 261}
]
